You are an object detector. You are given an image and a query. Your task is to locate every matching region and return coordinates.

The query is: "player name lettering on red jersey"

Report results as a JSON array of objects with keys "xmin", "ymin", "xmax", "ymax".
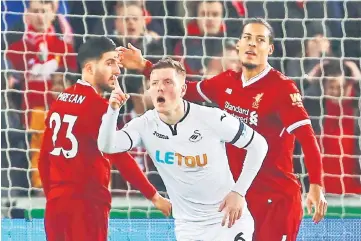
[{"xmin": 57, "ymin": 92, "xmax": 86, "ymax": 104}]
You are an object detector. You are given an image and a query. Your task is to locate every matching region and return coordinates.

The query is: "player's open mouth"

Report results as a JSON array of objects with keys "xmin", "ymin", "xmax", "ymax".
[
  {"xmin": 127, "ymin": 27, "xmax": 136, "ymax": 34},
  {"xmin": 245, "ymin": 51, "xmax": 256, "ymax": 56},
  {"xmin": 157, "ymin": 96, "xmax": 165, "ymax": 103}
]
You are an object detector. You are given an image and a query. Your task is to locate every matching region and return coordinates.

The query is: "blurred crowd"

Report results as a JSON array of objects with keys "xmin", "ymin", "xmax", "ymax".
[{"xmin": 1, "ymin": 0, "xmax": 360, "ymax": 199}]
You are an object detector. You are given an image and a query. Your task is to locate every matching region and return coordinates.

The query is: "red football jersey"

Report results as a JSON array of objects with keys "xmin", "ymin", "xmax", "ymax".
[
  {"xmin": 185, "ymin": 66, "xmax": 311, "ymax": 196},
  {"xmin": 39, "ymin": 80, "xmax": 112, "ymax": 205}
]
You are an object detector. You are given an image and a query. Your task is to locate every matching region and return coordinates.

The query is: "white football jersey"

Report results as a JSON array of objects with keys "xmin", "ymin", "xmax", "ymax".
[{"xmin": 98, "ymin": 101, "xmax": 262, "ymax": 239}]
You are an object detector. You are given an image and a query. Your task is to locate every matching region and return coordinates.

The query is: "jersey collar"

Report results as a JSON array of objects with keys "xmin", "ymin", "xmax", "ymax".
[
  {"xmin": 155, "ymin": 100, "xmax": 190, "ymax": 124},
  {"xmin": 179, "ymin": 100, "xmax": 190, "ymax": 123},
  {"xmin": 155, "ymin": 100, "xmax": 191, "ymax": 136},
  {"xmin": 76, "ymin": 79, "xmax": 98, "ymax": 93},
  {"xmin": 241, "ymin": 64, "xmax": 272, "ymax": 87}
]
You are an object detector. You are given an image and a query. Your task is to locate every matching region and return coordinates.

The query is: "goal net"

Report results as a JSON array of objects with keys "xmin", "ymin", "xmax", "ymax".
[{"xmin": 1, "ymin": 0, "xmax": 360, "ymax": 239}]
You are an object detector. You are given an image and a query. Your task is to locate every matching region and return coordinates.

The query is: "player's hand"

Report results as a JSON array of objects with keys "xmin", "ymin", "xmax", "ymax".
[
  {"xmin": 116, "ymin": 43, "xmax": 147, "ymax": 71},
  {"xmin": 306, "ymin": 60, "xmax": 329, "ymax": 82},
  {"xmin": 151, "ymin": 192, "xmax": 172, "ymax": 217},
  {"xmin": 306, "ymin": 184, "xmax": 327, "ymax": 224},
  {"xmin": 109, "ymin": 79, "xmax": 129, "ymax": 110},
  {"xmin": 218, "ymin": 191, "xmax": 245, "ymax": 228}
]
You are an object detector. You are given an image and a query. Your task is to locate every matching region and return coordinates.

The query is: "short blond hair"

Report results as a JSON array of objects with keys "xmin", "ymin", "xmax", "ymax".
[{"xmin": 150, "ymin": 57, "xmax": 186, "ymax": 77}]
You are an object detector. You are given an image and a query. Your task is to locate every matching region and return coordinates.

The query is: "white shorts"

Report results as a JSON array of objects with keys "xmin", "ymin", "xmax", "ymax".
[{"xmin": 175, "ymin": 207, "xmax": 254, "ymax": 241}]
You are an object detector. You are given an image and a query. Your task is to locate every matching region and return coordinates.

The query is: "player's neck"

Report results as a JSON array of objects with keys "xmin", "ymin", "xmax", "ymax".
[
  {"xmin": 159, "ymin": 100, "xmax": 185, "ymax": 125},
  {"xmin": 242, "ymin": 64, "xmax": 267, "ymax": 82},
  {"xmin": 81, "ymin": 74, "xmax": 101, "ymax": 94}
]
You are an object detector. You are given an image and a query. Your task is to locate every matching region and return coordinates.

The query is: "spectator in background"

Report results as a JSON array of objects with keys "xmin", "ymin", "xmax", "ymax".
[
  {"xmin": 1, "ymin": 0, "xmax": 68, "ymax": 29},
  {"xmin": 94, "ymin": 0, "xmax": 164, "ymax": 114},
  {"xmin": 93, "ymin": 1, "xmax": 163, "ymax": 63},
  {"xmin": 343, "ymin": 1, "xmax": 361, "ymax": 59},
  {"xmin": 204, "ymin": 40, "xmax": 241, "ymax": 78},
  {"xmin": 303, "ymin": 60, "xmax": 361, "ymax": 195},
  {"xmin": 1, "ymin": 70, "xmax": 29, "ymax": 198},
  {"xmin": 29, "ymin": 71, "xmax": 72, "ymax": 192},
  {"xmin": 6, "ymin": 0, "xmax": 77, "ymax": 128},
  {"xmin": 174, "ymin": 0, "xmax": 226, "ymax": 80},
  {"xmin": 92, "ymin": 0, "xmax": 164, "ymax": 38},
  {"xmin": 3, "ymin": 0, "xmax": 73, "ymax": 48},
  {"xmin": 285, "ymin": 22, "xmax": 334, "ymax": 91},
  {"xmin": 175, "ymin": 0, "xmax": 241, "ymax": 38}
]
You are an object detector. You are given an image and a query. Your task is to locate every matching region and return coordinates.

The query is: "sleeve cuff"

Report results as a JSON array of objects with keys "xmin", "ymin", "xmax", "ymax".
[
  {"xmin": 231, "ymin": 186, "xmax": 246, "ymax": 197},
  {"xmin": 309, "ymin": 178, "xmax": 323, "ymax": 186}
]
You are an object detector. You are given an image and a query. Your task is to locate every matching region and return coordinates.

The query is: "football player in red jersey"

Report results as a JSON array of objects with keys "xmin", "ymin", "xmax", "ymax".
[
  {"xmin": 116, "ymin": 18, "xmax": 327, "ymax": 241},
  {"xmin": 38, "ymin": 37, "xmax": 171, "ymax": 241}
]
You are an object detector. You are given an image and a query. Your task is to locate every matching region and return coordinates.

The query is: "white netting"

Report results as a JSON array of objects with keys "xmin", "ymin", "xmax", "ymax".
[{"xmin": 1, "ymin": 0, "xmax": 360, "ymax": 221}]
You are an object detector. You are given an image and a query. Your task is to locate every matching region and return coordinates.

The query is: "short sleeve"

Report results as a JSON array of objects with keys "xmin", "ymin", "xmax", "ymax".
[
  {"xmin": 195, "ymin": 71, "xmax": 231, "ymax": 103},
  {"xmin": 278, "ymin": 81, "xmax": 311, "ymax": 133}
]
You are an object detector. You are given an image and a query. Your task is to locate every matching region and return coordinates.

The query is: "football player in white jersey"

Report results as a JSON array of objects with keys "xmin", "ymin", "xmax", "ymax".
[{"xmin": 98, "ymin": 58, "xmax": 268, "ymax": 241}]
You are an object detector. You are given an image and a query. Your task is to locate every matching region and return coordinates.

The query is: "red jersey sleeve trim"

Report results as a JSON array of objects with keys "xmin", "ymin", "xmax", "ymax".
[
  {"xmin": 286, "ymin": 119, "xmax": 311, "ymax": 133},
  {"xmin": 197, "ymin": 81, "xmax": 212, "ymax": 103}
]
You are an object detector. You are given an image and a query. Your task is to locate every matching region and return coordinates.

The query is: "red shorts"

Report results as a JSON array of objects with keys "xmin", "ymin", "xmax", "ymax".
[
  {"xmin": 44, "ymin": 197, "xmax": 110, "ymax": 241},
  {"xmin": 247, "ymin": 191, "xmax": 303, "ymax": 241}
]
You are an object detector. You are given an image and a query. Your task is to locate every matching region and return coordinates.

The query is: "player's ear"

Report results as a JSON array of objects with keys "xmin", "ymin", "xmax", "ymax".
[
  {"xmin": 268, "ymin": 44, "xmax": 274, "ymax": 56},
  {"xmin": 85, "ymin": 62, "xmax": 93, "ymax": 75},
  {"xmin": 180, "ymin": 83, "xmax": 187, "ymax": 98}
]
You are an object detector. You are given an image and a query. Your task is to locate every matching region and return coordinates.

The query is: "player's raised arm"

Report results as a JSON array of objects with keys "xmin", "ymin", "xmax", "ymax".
[
  {"xmin": 116, "ymin": 43, "xmax": 225, "ymax": 103},
  {"xmin": 97, "ymin": 80, "xmax": 141, "ymax": 154}
]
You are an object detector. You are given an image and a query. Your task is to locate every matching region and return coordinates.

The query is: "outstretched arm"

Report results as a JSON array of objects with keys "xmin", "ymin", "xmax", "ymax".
[
  {"xmin": 117, "ymin": 43, "xmax": 226, "ymax": 103},
  {"xmin": 109, "ymin": 152, "xmax": 157, "ymax": 199}
]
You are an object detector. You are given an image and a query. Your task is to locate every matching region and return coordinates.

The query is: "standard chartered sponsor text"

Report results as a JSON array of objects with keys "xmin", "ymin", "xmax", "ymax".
[
  {"xmin": 225, "ymin": 101, "xmax": 249, "ymax": 115},
  {"xmin": 224, "ymin": 101, "xmax": 258, "ymax": 125}
]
